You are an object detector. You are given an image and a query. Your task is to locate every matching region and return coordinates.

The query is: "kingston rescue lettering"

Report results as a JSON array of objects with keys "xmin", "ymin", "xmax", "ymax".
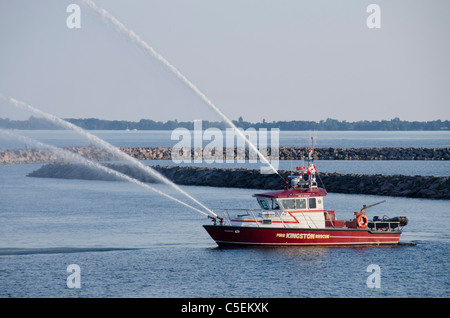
[{"xmin": 276, "ymin": 233, "xmax": 330, "ymax": 239}]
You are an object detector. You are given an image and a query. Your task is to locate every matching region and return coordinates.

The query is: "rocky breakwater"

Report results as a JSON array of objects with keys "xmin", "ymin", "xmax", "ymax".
[
  {"xmin": 279, "ymin": 147, "xmax": 450, "ymax": 161},
  {"xmin": 2, "ymin": 146, "xmax": 449, "ymax": 164},
  {"xmin": 120, "ymin": 146, "xmax": 450, "ymax": 161},
  {"xmin": 28, "ymin": 163, "xmax": 449, "ymax": 199},
  {"xmin": 0, "ymin": 146, "xmax": 116, "ymax": 164},
  {"xmin": 0, "ymin": 148, "xmax": 59, "ymax": 164}
]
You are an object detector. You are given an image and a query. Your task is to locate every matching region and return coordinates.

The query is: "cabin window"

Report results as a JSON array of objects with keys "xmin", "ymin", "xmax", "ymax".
[
  {"xmin": 295, "ymin": 199, "xmax": 306, "ymax": 209},
  {"xmin": 280, "ymin": 198, "xmax": 306, "ymax": 210},
  {"xmin": 270, "ymin": 199, "xmax": 280, "ymax": 210},
  {"xmin": 258, "ymin": 199, "xmax": 269, "ymax": 210},
  {"xmin": 280, "ymin": 199, "xmax": 295, "ymax": 209},
  {"xmin": 309, "ymin": 198, "xmax": 317, "ymax": 209},
  {"xmin": 257, "ymin": 198, "xmax": 280, "ymax": 210}
]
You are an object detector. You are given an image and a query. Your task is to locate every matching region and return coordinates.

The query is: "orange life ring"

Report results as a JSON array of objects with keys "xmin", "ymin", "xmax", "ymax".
[{"xmin": 357, "ymin": 214, "xmax": 368, "ymax": 228}]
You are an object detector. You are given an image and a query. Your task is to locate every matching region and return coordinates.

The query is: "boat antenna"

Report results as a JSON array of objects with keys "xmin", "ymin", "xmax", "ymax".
[
  {"xmin": 308, "ymin": 135, "xmax": 326, "ymax": 191},
  {"xmin": 310, "ymin": 135, "xmax": 315, "ymax": 154},
  {"xmin": 306, "ymin": 136, "xmax": 316, "ymax": 190}
]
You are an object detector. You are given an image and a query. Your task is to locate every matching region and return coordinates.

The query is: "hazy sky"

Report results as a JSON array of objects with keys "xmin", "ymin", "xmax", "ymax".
[{"xmin": 0, "ymin": 0, "xmax": 449, "ymax": 122}]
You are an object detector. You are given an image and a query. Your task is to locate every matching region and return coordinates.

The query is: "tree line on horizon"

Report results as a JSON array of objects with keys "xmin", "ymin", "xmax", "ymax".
[{"xmin": 0, "ymin": 116, "xmax": 448, "ymax": 131}]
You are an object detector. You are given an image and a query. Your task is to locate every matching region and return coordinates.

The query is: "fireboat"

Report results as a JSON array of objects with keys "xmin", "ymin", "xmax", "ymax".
[{"xmin": 203, "ymin": 141, "xmax": 408, "ymax": 247}]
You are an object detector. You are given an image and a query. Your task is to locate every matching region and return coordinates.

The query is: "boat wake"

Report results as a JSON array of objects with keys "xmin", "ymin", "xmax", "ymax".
[{"xmin": 0, "ymin": 247, "xmax": 139, "ymax": 256}]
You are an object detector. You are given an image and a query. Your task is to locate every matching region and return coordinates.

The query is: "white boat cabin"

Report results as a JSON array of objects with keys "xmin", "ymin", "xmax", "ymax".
[
  {"xmin": 228, "ymin": 148, "xmax": 338, "ymax": 229},
  {"xmin": 229, "ymin": 187, "xmax": 329, "ymax": 229}
]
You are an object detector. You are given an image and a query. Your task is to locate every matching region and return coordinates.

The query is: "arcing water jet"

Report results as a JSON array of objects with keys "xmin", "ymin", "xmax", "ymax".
[
  {"xmin": 80, "ymin": 0, "xmax": 283, "ymax": 179},
  {"xmin": 0, "ymin": 93, "xmax": 217, "ymax": 218},
  {"xmin": 0, "ymin": 128, "xmax": 214, "ymax": 217}
]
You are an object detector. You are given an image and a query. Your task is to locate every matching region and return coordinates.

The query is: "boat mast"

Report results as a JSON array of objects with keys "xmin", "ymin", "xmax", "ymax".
[
  {"xmin": 306, "ymin": 136, "xmax": 317, "ymax": 190},
  {"xmin": 288, "ymin": 136, "xmax": 318, "ymax": 190}
]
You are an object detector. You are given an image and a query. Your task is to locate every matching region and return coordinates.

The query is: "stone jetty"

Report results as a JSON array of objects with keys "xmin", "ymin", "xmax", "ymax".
[
  {"xmin": 121, "ymin": 146, "xmax": 450, "ymax": 161},
  {"xmin": 1, "ymin": 146, "xmax": 449, "ymax": 164},
  {"xmin": 28, "ymin": 163, "xmax": 450, "ymax": 199}
]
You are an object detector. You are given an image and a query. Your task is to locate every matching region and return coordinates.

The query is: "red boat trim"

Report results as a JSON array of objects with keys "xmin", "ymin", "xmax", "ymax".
[
  {"xmin": 231, "ymin": 210, "xmax": 326, "ymax": 225},
  {"xmin": 203, "ymin": 225, "xmax": 401, "ymax": 246},
  {"xmin": 204, "ymin": 225, "xmax": 401, "ymax": 234}
]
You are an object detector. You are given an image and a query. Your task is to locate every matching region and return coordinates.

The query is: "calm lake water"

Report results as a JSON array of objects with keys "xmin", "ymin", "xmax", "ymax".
[
  {"xmin": 0, "ymin": 131, "xmax": 449, "ymax": 300},
  {"xmin": 1, "ymin": 129, "xmax": 449, "ymax": 148}
]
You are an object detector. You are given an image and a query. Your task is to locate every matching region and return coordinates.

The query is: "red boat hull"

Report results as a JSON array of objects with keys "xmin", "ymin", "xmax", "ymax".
[{"xmin": 203, "ymin": 225, "xmax": 401, "ymax": 246}]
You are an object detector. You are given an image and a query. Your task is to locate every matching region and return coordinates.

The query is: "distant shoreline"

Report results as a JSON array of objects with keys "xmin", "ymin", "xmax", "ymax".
[{"xmin": 1, "ymin": 116, "xmax": 448, "ymax": 131}]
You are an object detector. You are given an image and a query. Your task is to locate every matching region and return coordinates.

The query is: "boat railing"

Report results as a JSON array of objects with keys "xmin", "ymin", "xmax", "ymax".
[
  {"xmin": 222, "ymin": 210, "xmax": 232, "ymax": 225},
  {"xmin": 324, "ymin": 210, "xmax": 335, "ymax": 227},
  {"xmin": 370, "ymin": 221, "xmax": 402, "ymax": 232},
  {"xmin": 221, "ymin": 209, "xmax": 255, "ymax": 226},
  {"xmin": 274, "ymin": 210, "xmax": 287, "ymax": 228},
  {"xmin": 220, "ymin": 208, "xmax": 287, "ymax": 228},
  {"xmin": 248, "ymin": 209, "xmax": 260, "ymax": 227}
]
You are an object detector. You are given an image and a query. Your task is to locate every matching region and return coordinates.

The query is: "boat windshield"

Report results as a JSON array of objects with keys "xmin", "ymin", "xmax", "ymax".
[{"xmin": 257, "ymin": 198, "xmax": 280, "ymax": 210}]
